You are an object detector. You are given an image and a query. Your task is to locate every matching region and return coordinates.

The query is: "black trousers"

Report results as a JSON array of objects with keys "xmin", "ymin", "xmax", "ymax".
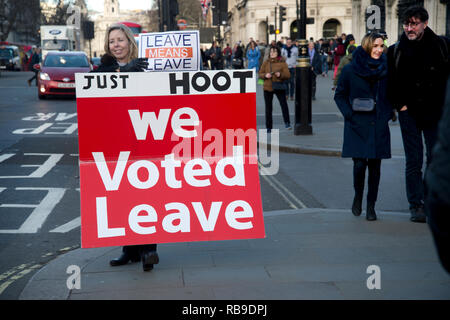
[
  {"xmin": 353, "ymin": 158, "xmax": 382, "ymax": 204},
  {"xmin": 122, "ymin": 244, "xmax": 157, "ymax": 259},
  {"xmin": 264, "ymin": 90, "xmax": 290, "ymax": 129},
  {"xmin": 28, "ymin": 70, "xmax": 38, "ymax": 85}
]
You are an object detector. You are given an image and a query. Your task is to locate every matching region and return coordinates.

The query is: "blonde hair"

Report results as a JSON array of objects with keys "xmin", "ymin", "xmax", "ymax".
[
  {"xmin": 104, "ymin": 23, "xmax": 138, "ymax": 62},
  {"xmin": 360, "ymin": 32, "xmax": 383, "ymax": 56}
]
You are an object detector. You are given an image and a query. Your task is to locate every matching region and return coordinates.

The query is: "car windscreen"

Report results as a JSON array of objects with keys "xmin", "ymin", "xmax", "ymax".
[
  {"xmin": 42, "ymin": 39, "xmax": 69, "ymax": 50},
  {"xmin": 44, "ymin": 55, "xmax": 89, "ymax": 67},
  {"xmin": 0, "ymin": 49, "xmax": 13, "ymax": 58}
]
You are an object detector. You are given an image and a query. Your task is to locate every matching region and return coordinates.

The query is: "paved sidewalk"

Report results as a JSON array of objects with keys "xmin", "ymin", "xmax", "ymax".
[
  {"xmin": 19, "ymin": 72, "xmax": 450, "ymax": 300},
  {"xmin": 20, "ymin": 208, "xmax": 450, "ymax": 299}
]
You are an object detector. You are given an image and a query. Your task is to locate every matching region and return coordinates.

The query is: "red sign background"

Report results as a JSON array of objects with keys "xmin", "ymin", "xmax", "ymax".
[{"xmin": 77, "ymin": 87, "xmax": 264, "ymax": 248}]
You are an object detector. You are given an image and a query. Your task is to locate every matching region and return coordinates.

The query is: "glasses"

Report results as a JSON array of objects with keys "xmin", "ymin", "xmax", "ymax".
[{"xmin": 403, "ymin": 22, "xmax": 422, "ymax": 29}]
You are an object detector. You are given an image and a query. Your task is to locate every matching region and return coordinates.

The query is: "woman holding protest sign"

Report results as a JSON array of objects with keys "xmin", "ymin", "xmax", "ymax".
[
  {"xmin": 95, "ymin": 23, "xmax": 159, "ymax": 272},
  {"xmin": 259, "ymin": 46, "xmax": 291, "ymax": 132}
]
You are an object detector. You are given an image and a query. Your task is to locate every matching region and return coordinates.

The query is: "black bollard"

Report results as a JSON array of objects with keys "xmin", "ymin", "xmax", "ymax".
[{"xmin": 294, "ymin": 39, "xmax": 312, "ymax": 135}]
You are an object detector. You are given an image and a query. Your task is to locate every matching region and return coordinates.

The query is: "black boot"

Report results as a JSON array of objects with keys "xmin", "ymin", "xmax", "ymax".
[
  {"xmin": 141, "ymin": 251, "xmax": 159, "ymax": 272},
  {"xmin": 410, "ymin": 205, "xmax": 426, "ymax": 223},
  {"xmin": 366, "ymin": 202, "xmax": 377, "ymax": 221},
  {"xmin": 110, "ymin": 251, "xmax": 140, "ymax": 266},
  {"xmin": 352, "ymin": 195, "xmax": 363, "ymax": 216}
]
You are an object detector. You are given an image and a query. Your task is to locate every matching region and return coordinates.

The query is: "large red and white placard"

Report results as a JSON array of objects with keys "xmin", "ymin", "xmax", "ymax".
[{"xmin": 76, "ymin": 70, "xmax": 264, "ymax": 248}]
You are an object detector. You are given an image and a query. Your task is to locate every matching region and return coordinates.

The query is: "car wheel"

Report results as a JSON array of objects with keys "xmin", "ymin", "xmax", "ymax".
[{"xmin": 38, "ymin": 94, "xmax": 46, "ymax": 100}]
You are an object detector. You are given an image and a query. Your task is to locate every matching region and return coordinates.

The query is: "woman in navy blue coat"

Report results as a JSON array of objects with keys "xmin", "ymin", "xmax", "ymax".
[{"xmin": 334, "ymin": 33, "xmax": 393, "ymax": 221}]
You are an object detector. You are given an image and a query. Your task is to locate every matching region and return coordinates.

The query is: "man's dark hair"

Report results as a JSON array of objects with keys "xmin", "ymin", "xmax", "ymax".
[{"xmin": 401, "ymin": 5, "xmax": 429, "ymax": 24}]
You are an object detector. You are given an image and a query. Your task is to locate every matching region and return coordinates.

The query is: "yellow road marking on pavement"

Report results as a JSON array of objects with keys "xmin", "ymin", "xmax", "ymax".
[
  {"xmin": 0, "ymin": 264, "xmax": 41, "ymax": 295},
  {"xmin": 259, "ymin": 162, "xmax": 307, "ymax": 209}
]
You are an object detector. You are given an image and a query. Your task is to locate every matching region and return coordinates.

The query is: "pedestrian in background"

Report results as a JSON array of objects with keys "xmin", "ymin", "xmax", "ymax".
[
  {"xmin": 308, "ymin": 41, "xmax": 322, "ymax": 100},
  {"xmin": 207, "ymin": 41, "xmax": 223, "ymax": 70},
  {"xmin": 345, "ymin": 34, "xmax": 357, "ymax": 55},
  {"xmin": 232, "ymin": 42, "xmax": 244, "ymax": 69},
  {"xmin": 27, "ymin": 47, "xmax": 41, "ymax": 86},
  {"xmin": 97, "ymin": 23, "xmax": 159, "ymax": 272},
  {"xmin": 333, "ymin": 44, "xmax": 356, "ymax": 90},
  {"xmin": 334, "ymin": 32, "xmax": 393, "ymax": 221},
  {"xmin": 259, "ymin": 46, "xmax": 291, "ymax": 132},
  {"xmin": 328, "ymin": 39, "xmax": 336, "ymax": 71},
  {"xmin": 281, "ymin": 38, "xmax": 299, "ymax": 101},
  {"xmin": 333, "ymin": 38, "xmax": 346, "ymax": 80},
  {"xmin": 387, "ymin": 5, "xmax": 450, "ymax": 223},
  {"xmin": 246, "ymin": 40, "xmax": 261, "ymax": 72},
  {"xmin": 223, "ymin": 43, "xmax": 232, "ymax": 69}
]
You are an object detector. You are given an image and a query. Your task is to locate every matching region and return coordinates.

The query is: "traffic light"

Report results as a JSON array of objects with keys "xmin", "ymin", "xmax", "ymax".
[
  {"xmin": 279, "ymin": 5, "xmax": 287, "ymax": 32},
  {"xmin": 269, "ymin": 25, "xmax": 275, "ymax": 34}
]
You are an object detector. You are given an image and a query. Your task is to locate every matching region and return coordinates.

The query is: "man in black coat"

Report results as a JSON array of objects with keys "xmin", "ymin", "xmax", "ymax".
[
  {"xmin": 308, "ymin": 41, "xmax": 322, "ymax": 100},
  {"xmin": 387, "ymin": 5, "xmax": 450, "ymax": 223},
  {"xmin": 207, "ymin": 41, "xmax": 223, "ymax": 70},
  {"xmin": 425, "ymin": 75, "xmax": 450, "ymax": 273}
]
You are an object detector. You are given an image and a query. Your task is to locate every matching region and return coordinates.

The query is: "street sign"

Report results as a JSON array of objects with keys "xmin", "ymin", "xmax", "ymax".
[{"xmin": 75, "ymin": 70, "xmax": 265, "ymax": 248}]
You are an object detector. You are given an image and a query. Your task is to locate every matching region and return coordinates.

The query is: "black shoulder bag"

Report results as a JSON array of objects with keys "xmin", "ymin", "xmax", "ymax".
[{"xmin": 352, "ymin": 81, "xmax": 379, "ymax": 112}]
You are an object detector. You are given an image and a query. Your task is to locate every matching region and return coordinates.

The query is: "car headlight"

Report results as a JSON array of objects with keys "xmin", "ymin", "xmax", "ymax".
[{"xmin": 39, "ymin": 72, "xmax": 51, "ymax": 80}]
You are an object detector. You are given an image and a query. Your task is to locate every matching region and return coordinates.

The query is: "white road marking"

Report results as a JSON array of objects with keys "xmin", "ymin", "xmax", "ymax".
[
  {"xmin": 0, "ymin": 187, "xmax": 66, "ymax": 233},
  {"xmin": 0, "ymin": 153, "xmax": 64, "ymax": 179},
  {"xmin": 50, "ymin": 217, "xmax": 81, "ymax": 233},
  {"xmin": 0, "ymin": 154, "xmax": 15, "ymax": 163}
]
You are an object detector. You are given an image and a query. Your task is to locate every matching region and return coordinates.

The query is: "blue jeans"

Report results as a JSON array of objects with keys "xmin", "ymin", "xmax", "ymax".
[
  {"xmin": 398, "ymin": 110, "xmax": 438, "ymax": 208},
  {"xmin": 286, "ymin": 68, "xmax": 295, "ymax": 98},
  {"xmin": 321, "ymin": 55, "xmax": 328, "ymax": 73}
]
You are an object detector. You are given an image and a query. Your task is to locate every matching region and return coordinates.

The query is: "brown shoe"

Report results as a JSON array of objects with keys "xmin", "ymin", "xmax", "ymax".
[{"xmin": 27, "ymin": 80, "xmax": 31, "ymax": 86}]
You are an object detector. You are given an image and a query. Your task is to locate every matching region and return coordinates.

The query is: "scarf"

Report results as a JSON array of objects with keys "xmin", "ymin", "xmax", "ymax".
[
  {"xmin": 285, "ymin": 45, "xmax": 292, "ymax": 58},
  {"xmin": 351, "ymin": 46, "xmax": 387, "ymax": 84}
]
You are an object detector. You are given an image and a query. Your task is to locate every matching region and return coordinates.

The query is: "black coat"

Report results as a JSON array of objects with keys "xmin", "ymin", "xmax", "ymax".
[
  {"xmin": 425, "ymin": 74, "xmax": 450, "ymax": 273},
  {"xmin": 387, "ymin": 27, "xmax": 450, "ymax": 129},
  {"xmin": 334, "ymin": 46, "xmax": 393, "ymax": 159},
  {"xmin": 309, "ymin": 49, "xmax": 322, "ymax": 75}
]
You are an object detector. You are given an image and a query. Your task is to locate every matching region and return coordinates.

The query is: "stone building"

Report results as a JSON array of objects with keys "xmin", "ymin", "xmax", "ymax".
[
  {"xmin": 89, "ymin": 0, "xmax": 152, "ymax": 58},
  {"xmin": 352, "ymin": 0, "xmax": 448, "ymax": 45},
  {"xmin": 225, "ymin": 0, "xmax": 448, "ymax": 46},
  {"xmin": 226, "ymin": 0, "xmax": 354, "ymax": 45}
]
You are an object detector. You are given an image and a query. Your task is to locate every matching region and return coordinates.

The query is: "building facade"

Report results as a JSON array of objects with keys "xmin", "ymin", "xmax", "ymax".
[
  {"xmin": 225, "ymin": 0, "xmax": 448, "ymax": 46},
  {"xmin": 226, "ymin": 0, "xmax": 354, "ymax": 45},
  {"xmin": 89, "ymin": 0, "xmax": 152, "ymax": 58},
  {"xmin": 352, "ymin": 0, "xmax": 448, "ymax": 45}
]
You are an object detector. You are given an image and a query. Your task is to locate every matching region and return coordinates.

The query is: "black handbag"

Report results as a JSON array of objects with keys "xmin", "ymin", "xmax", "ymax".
[
  {"xmin": 352, "ymin": 98, "xmax": 375, "ymax": 112},
  {"xmin": 352, "ymin": 81, "xmax": 379, "ymax": 112},
  {"xmin": 270, "ymin": 61, "xmax": 286, "ymax": 91},
  {"xmin": 232, "ymin": 58, "xmax": 242, "ymax": 68}
]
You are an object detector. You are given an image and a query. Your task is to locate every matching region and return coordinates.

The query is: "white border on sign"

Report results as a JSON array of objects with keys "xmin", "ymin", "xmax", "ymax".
[{"xmin": 138, "ymin": 30, "xmax": 201, "ymax": 72}]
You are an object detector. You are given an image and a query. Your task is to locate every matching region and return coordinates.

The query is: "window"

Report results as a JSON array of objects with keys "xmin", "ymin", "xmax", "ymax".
[
  {"xmin": 310, "ymin": 9, "xmax": 315, "ymax": 16},
  {"xmin": 44, "ymin": 55, "xmax": 89, "ymax": 68}
]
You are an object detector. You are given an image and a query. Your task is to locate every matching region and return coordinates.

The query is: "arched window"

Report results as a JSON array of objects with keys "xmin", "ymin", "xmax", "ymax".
[{"xmin": 323, "ymin": 19, "xmax": 341, "ymax": 38}]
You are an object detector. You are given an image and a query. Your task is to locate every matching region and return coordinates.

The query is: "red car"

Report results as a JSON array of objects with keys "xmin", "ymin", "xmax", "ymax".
[{"xmin": 35, "ymin": 51, "xmax": 91, "ymax": 99}]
